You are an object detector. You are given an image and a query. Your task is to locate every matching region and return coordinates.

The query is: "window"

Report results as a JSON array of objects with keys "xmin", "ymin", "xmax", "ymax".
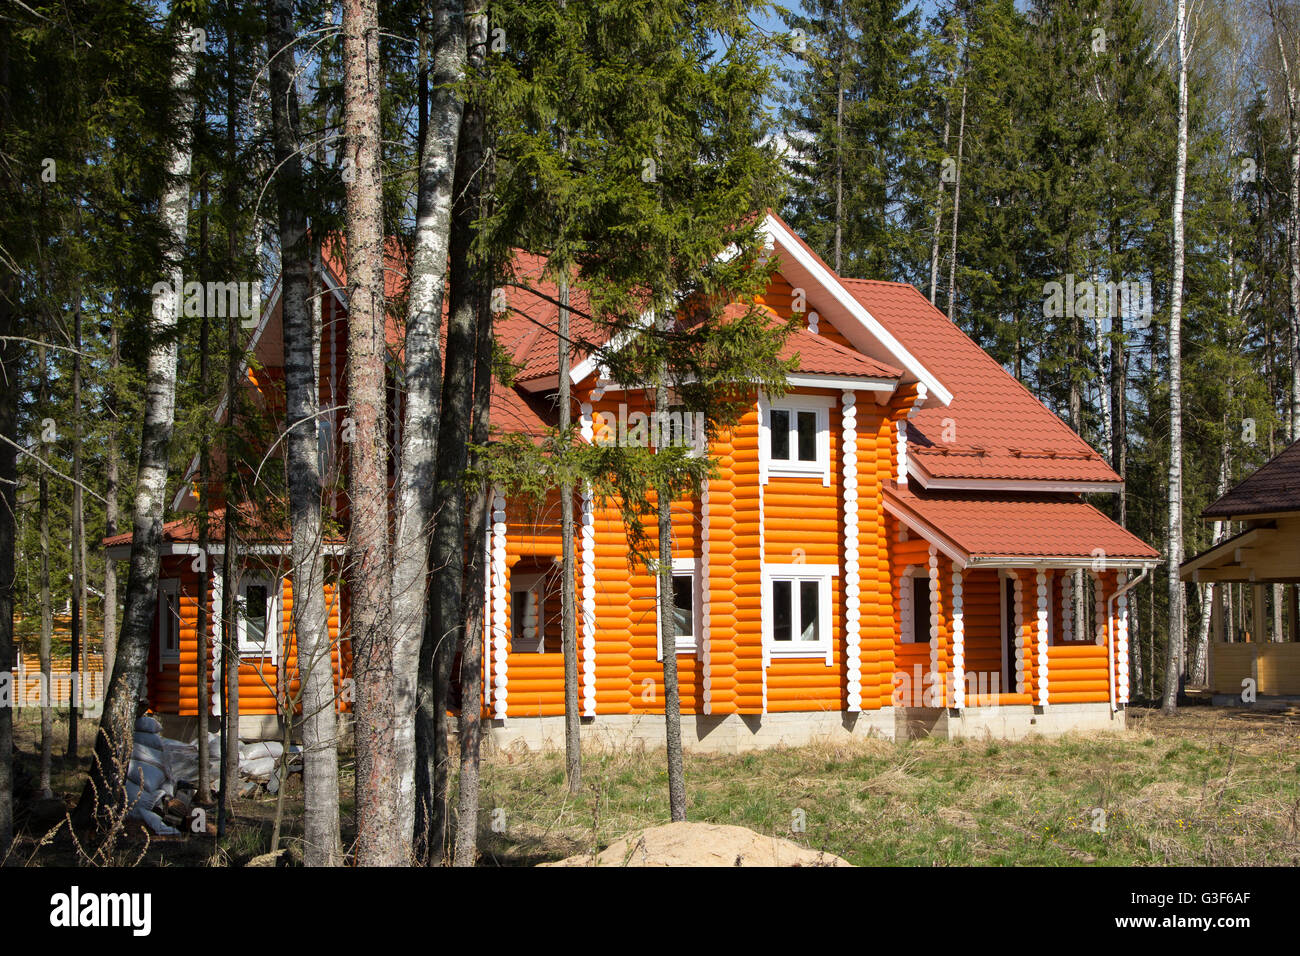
[
  {"xmin": 510, "ymin": 572, "xmax": 547, "ymax": 654},
  {"xmin": 656, "ymin": 558, "xmax": 698, "ymax": 657},
  {"xmin": 764, "ymin": 563, "xmax": 836, "ymax": 662},
  {"xmin": 238, "ymin": 578, "xmax": 277, "ymax": 659},
  {"xmin": 759, "ymin": 395, "xmax": 832, "ymax": 484},
  {"xmin": 900, "ymin": 568, "xmax": 931, "ymax": 644},
  {"xmin": 157, "ymin": 579, "xmax": 180, "ymax": 667}
]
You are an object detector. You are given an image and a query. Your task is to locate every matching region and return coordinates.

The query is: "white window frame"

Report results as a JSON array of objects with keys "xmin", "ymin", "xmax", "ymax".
[
  {"xmin": 157, "ymin": 578, "xmax": 181, "ymax": 668},
  {"xmin": 900, "ymin": 566, "xmax": 930, "ymax": 645},
  {"xmin": 762, "ymin": 562, "xmax": 837, "ymax": 663},
  {"xmin": 656, "ymin": 557, "xmax": 699, "ymax": 658},
  {"xmin": 758, "ymin": 393, "xmax": 833, "ymax": 486},
  {"xmin": 237, "ymin": 576, "xmax": 279, "ymax": 662},
  {"xmin": 510, "ymin": 571, "xmax": 548, "ymax": 654}
]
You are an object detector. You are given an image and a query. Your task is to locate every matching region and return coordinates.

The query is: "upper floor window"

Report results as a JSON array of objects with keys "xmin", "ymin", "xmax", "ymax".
[{"xmin": 759, "ymin": 394, "xmax": 832, "ymax": 484}]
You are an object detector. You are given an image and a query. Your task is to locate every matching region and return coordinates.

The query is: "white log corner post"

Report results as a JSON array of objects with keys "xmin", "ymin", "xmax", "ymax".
[
  {"xmin": 580, "ymin": 482, "xmax": 596, "ymax": 717},
  {"xmin": 700, "ymin": 481, "xmax": 712, "ymax": 715},
  {"xmin": 490, "ymin": 485, "xmax": 509, "ymax": 721},
  {"xmin": 896, "ymin": 383, "xmax": 928, "ymax": 485},
  {"xmin": 1093, "ymin": 571, "xmax": 1106, "ymax": 646},
  {"xmin": 1035, "ymin": 568, "xmax": 1050, "ymax": 707},
  {"xmin": 759, "ymin": 393, "xmax": 768, "ymax": 714},
  {"xmin": 1116, "ymin": 570, "xmax": 1130, "ymax": 704},
  {"xmin": 928, "ymin": 544, "xmax": 940, "ymax": 706},
  {"xmin": 1012, "ymin": 572, "xmax": 1024, "ymax": 695},
  {"xmin": 842, "ymin": 389, "xmax": 862, "ymax": 711},
  {"xmin": 951, "ymin": 566, "xmax": 965, "ymax": 709}
]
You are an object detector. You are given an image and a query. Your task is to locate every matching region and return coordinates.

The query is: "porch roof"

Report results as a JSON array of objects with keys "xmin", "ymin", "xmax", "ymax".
[
  {"xmin": 1202, "ymin": 438, "xmax": 1300, "ymax": 519},
  {"xmin": 883, "ymin": 483, "xmax": 1161, "ymax": 569}
]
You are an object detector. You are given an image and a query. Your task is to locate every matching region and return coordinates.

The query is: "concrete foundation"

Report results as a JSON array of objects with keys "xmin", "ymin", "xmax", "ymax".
[{"xmin": 486, "ymin": 702, "xmax": 1126, "ymax": 754}]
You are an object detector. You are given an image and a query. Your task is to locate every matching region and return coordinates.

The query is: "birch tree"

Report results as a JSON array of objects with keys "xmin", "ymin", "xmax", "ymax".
[
  {"xmin": 77, "ymin": 17, "xmax": 199, "ymax": 822},
  {"xmin": 392, "ymin": 0, "xmax": 466, "ymax": 848},
  {"xmin": 418, "ymin": 1, "xmax": 489, "ymax": 864},
  {"xmin": 1163, "ymin": 0, "xmax": 1191, "ymax": 714},
  {"xmin": 266, "ymin": 0, "xmax": 342, "ymax": 865}
]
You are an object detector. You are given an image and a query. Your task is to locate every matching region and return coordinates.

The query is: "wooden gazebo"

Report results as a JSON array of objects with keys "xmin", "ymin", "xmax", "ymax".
[{"xmin": 1181, "ymin": 439, "xmax": 1300, "ymax": 701}]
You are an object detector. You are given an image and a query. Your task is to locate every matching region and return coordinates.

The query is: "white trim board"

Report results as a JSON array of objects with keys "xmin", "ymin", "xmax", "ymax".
[{"xmin": 759, "ymin": 214, "xmax": 952, "ymax": 408}]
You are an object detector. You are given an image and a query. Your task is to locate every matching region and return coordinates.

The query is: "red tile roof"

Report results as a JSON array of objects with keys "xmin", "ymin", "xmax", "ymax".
[
  {"xmin": 885, "ymin": 483, "xmax": 1159, "ymax": 563},
  {"xmin": 1203, "ymin": 439, "xmax": 1300, "ymax": 518},
  {"xmin": 103, "ymin": 505, "xmax": 342, "ymax": 548},
  {"xmin": 842, "ymin": 278, "xmax": 1119, "ymax": 485},
  {"xmin": 780, "ymin": 324, "xmax": 901, "ymax": 380}
]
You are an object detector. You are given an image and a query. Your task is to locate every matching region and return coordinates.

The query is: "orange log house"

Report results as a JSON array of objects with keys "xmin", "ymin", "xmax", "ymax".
[{"xmin": 107, "ymin": 213, "xmax": 1159, "ymax": 748}]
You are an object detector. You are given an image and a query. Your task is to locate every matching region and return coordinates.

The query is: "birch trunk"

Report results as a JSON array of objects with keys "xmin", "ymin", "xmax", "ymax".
[
  {"xmin": 268, "ymin": 0, "xmax": 342, "ymax": 865},
  {"xmin": 76, "ymin": 21, "xmax": 197, "ymax": 823},
  {"xmin": 946, "ymin": 82, "xmax": 966, "ymax": 323},
  {"xmin": 833, "ymin": 0, "xmax": 845, "ymax": 274},
  {"xmin": 392, "ymin": 0, "xmax": 466, "ymax": 845},
  {"xmin": 1162, "ymin": 0, "xmax": 1188, "ymax": 715},
  {"xmin": 929, "ymin": 73, "xmax": 952, "ymax": 305},
  {"xmin": 342, "ymin": 0, "xmax": 400, "ymax": 865},
  {"xmin": 103, "ymin": 327, "xmax": 120, "ymax": 682},
  {"xmin": 417, "ymin": 2, "xmax": 487, "ymax": 865}
]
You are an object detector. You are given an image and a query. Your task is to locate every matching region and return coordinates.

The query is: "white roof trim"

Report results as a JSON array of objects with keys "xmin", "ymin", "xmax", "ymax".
[
  {"xmin": 759, "ymin": 213, "xmax": 952, "ymax": 407},
  {"xmin": 570, "ymin": 307, "xmax": 655, "ymax": 385},
  {"xmin": 787, "ymin": 373, "xmax": 897, "ymax": 392},
  {"xmin": 882, "ymin": 497, "xmax": 968, "ymax": 568}
]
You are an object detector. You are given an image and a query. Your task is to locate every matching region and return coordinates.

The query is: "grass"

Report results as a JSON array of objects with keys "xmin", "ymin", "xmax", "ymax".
[
  {"xmin": 471, "ymin": 705, "xmax": 1300, "ymax": 866},
  {"xmin": 6, "ymin": 704, "xmax": 1300, "ymax": 866}
]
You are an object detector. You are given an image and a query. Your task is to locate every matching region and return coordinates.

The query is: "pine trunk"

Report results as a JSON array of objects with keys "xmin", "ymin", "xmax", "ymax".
[
  {"xmin": 76, "ymin": 22, "xmax": 197, "ymax": 824},
  {"xmin": 0, "ymin": 279, "xmax": 14, "ymax": 854},
  {"xmin": 656, "ymin": 315, "xmax": 686, "ymax": 822},
  {"xmin": 559, "ymin": 279, "xmax": 581, "ymax": 793},
  {"xmin": 268, "ymin": 0, "xmax": 342, "ymax": 866},
  {"xmin": 39, "ymin": 346, "xmax": 53, "ymax": 796},
  {"xmin": 392, "ymin": 0, "xmax": 466, "ymax": 845},
  {"xmin": 342, "ymin": 0, "xmax": 400, "ymax": 866},
  {"xmin": 454, "ymin": 254, "xmax": 495, "ymax": 866},
  {"xmin": 69, "ymin": 293, "xmax": 83, "ymax": 757}
]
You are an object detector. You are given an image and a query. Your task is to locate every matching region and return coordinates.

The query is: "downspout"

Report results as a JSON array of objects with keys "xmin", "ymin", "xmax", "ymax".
[{"xmin": 1107, "ymin": 567, "xmax": 1150, "ymax": 714}]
